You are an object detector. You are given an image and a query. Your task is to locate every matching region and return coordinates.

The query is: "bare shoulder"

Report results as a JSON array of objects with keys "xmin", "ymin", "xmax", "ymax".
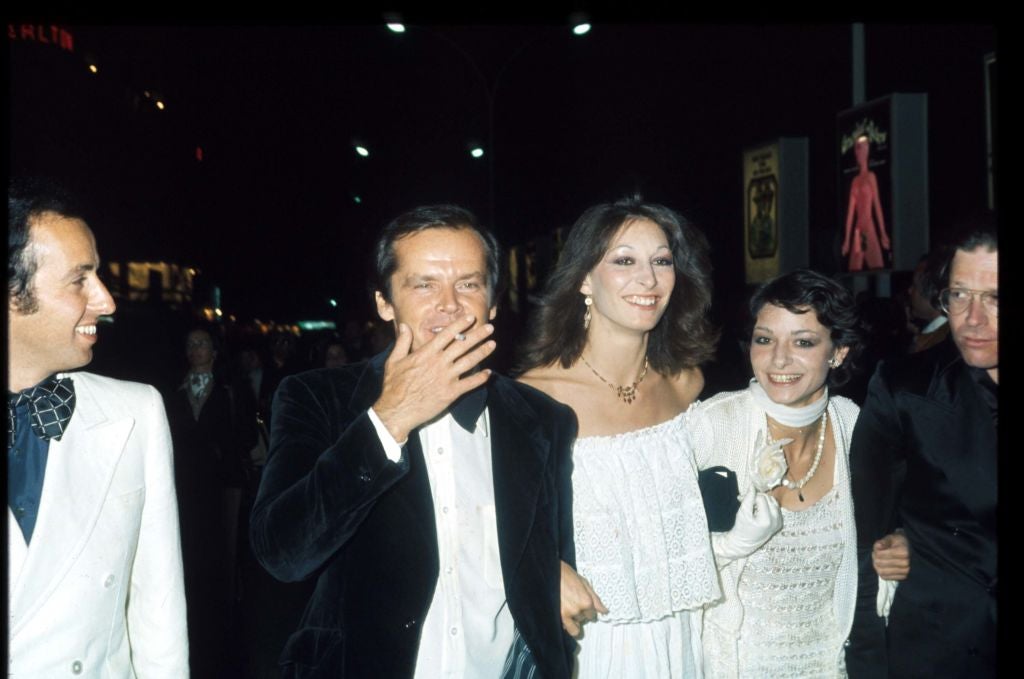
[{"xmin": 669, "ymin": 366, "xmax": 705, "ymax": 406}]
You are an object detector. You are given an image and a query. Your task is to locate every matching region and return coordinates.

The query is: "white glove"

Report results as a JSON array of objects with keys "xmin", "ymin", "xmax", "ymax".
[{"xmin": 712, "ymin": 487, "xmax": 782, "ymax": 566}]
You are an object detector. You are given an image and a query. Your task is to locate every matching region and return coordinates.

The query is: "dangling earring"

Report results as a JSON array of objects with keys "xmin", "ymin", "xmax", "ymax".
[{"xmin": 583, "ymin": 295, "xmax": 593, "ymax": 330}]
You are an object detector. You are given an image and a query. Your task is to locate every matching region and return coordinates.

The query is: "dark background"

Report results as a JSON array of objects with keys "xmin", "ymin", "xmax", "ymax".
[{"xmin": 9, "ymin": 22, "xmax": 995, "ymax": 341}]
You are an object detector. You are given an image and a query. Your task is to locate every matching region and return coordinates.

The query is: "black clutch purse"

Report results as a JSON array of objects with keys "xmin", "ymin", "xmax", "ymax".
[{"xmin": 698, "ymin": 466, "xmax": 740, "ymax": 532}]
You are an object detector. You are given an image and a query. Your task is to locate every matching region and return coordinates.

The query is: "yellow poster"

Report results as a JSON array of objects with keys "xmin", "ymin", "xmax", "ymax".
[{"xmin": 743, "ymin": 143, "xmax": 780, "ymax": 284}]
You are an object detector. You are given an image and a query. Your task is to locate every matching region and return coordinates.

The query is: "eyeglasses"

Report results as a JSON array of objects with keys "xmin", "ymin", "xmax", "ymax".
[{"xmin": 939, "ymin": 287, "xmax": 998, "ymax": 317}]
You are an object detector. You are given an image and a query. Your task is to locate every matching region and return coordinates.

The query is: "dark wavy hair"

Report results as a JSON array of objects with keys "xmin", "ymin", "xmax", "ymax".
[
  {"xmin": 8, "ymin": 177, "xmax": 83, "ymax": 313},
  {"xmin": 746, "ymin": 269, "xmax": 864, "ymax": 388},
  {"xmin": 371, "ymin": 204, "xmax": 502, "ymax": 304},
  {"xmin": 938, "ymin": 215, "xmax": 997, "ymax": 289},
  {"xmin": 516, "ymin": 196, "xmax": 718, "ymax": 376}
]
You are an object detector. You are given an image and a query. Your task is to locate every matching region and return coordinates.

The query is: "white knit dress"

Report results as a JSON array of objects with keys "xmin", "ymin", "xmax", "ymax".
[
  {"xmin": 689, "ymin": 386, "xmax": 861, "ymax": 679},
  {"xmin": 571, "ymin": 412, "xmax": 722, "ymax": 678}
]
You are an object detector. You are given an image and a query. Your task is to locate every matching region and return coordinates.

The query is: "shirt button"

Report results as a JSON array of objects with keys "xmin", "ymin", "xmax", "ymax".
[
  {"xmin": 446, "ymin": 566, "xmax": 454, "ymax": 575},
  {"xmin": 442, "ymin": 506, "xmax": 449, "ymax": 514},
  {"xmin": 71, "ymin": 660, "xmax": 83, "ymax": 674},
  {"xmin": 450, "ymin": 627, "xmax": 458, "ymax": 636},
  {"xmin": 103, "ymin": 574, "xmax": 116, "ymax": 588},
  {"xmin": 437, "ymin": 447, "xmax": 444, "ymax": 455},
  {"xmin": 15, "ymin": 507, "xmax": 26, "ymax": 517}
]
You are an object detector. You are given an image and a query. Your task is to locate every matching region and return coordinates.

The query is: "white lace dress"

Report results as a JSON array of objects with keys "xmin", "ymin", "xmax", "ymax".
[
  {"xmin": 572, "ymin": 412, "xmax": 721, "ymax": 678},
  {"xmin": 736, "ymin": 486, "xmax": 846, "ymax": 677}
]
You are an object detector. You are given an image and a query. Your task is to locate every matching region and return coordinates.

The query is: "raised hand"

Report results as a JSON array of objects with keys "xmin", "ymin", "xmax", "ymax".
[{"xmin": 373, "ymin": 314, "xmax": 496, "ymax": 442}]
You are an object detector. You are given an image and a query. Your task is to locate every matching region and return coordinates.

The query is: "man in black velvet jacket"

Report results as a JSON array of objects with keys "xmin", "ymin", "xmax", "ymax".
[
  {"xmin": 250, "ymin": 205, "xmax": 580, "ymax": 678},
  {"xmin": 847, "ymin": 226, "xmax": 998, "ymax": 678}
]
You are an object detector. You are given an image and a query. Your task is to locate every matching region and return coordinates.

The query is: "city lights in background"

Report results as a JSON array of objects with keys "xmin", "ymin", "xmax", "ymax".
[
  {"xmin": 386, "ymin": 23, "xmax": 406, "ymax": 33},
  {"xmin": 470, "ymin": 146, "xmax": 485, "ymax": 158},
  {"xmin": 354, "ymin": 144, "xmax": 369, "ymax": 157}
]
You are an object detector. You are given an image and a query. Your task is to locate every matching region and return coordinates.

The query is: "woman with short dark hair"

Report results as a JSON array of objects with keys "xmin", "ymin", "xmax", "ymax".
[{"xmin": 691, "ymin": 269, "xmax": 867, "ymax": 677}]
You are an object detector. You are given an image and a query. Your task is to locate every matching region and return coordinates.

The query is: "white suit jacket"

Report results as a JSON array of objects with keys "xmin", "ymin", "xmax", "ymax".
[{"xmin": 7, "ymin": 371, "xmax": 189, "ymax": 678}]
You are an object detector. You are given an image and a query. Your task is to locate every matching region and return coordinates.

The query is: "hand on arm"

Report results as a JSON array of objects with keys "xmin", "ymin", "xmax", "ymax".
[
  {"xmin": 872, "ymin": 529, "xmax": 910, "ymax": 581},
  {"xmin": 373, "ymin": 315, "xmax": 495, "ymax": 442},
  {"xmin": 559, "ymin": 560, "xmax": 608, "ymax": 638},
  {"xmin": 712, "ymin": 487, "xmax": 783, "ymax": 566}
]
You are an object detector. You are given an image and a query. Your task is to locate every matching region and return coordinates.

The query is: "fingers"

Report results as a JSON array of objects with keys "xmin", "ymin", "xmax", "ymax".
[
  {"xmin": 451, "ymin": 338, "xmax": 497, "ymax": 376},
  {"xmin": 443, "ymin": 323, "xmax": 495, "ymax": 363},
  {"xmin": 425, "ymin": 314, "xmax": 486, "ymax": 353},
  {"xmin": 751, "ymin": 492, "xmax": 781, "ymax": 529},
  {"xmin": 738, "ymin": 486, "xmax": 756, "ymax": 510},
  {"xmin": 562, "ymin": 615, "xmax": 582, "ymax": 638},
  {"xmin": 388, "ymin": 323, "xmax": 413, "ymax": 362}
]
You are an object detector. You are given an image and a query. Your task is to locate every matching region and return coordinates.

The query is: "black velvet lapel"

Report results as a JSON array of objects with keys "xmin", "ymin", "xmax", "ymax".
[
  {"xmin": 487, "ymin": 377, "xmax": 551, "ymax": 586},
  {"xmin": 348, "ymin": 349, "xmax": 389, "ymax": 414}
]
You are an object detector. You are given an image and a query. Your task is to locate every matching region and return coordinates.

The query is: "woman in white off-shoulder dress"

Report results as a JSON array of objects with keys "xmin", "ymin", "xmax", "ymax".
[{"xmin": 516, "ymin": 197, "xmax": 780, "ymax": 677}]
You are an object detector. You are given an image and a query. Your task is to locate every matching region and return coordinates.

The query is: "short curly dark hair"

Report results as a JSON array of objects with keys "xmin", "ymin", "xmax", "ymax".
[{"xmin": 746, "ymin": 269, "xmax": 864, "ymax": 388}]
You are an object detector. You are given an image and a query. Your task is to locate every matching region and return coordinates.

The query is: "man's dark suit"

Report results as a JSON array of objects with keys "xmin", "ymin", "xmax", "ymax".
[
  {"xmin": 847, "ymin": 338, "xmax": 997, "ymax": 678},
  {"xmin": 250, "ymin": 350, "xmax": 578, "ymax": 678}
]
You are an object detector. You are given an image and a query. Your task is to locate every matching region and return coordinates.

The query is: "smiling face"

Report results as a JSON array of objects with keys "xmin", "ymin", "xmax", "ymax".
[
  {"xmin": 374, "ymin": 227, "xmax": 496, "ymax": 350},
  {"xmin": 580, "ymin": 217, "xmax": 675, "ymax": 335},
  {"xmin": 8, "ymin": 212, "xmax": 116, "ymax": 391},
  {"xmin": 947, "ymin": 246, "xmax": 998, "ymax": 381},
  {"xmin": 750, "ymin": 303, "xmax": 849, "ymax": 408}
]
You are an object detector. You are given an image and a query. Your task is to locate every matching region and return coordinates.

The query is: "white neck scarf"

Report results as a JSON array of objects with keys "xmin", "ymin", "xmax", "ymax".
[{"xmin": 748, "ymin": 378, "xmax": 828, "ymax": 427}]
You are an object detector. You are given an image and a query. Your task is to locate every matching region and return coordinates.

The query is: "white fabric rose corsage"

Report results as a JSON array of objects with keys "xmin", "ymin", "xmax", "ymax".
[{"xmin": 749, "ymin": 430, "xmax": 792, "ymax": 492}]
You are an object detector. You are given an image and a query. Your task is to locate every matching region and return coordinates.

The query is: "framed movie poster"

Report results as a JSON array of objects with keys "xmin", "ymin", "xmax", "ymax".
[
  {"xmin": 743, "ymin": 138, "xmax": 808, "ymax": 284},
  {"xmin": 837, "ymin": 94, "xmax": 928, "ymax": 274}
]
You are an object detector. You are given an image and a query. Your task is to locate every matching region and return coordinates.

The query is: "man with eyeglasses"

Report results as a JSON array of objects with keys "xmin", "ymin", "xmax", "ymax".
[{"xmin": 847, "ymin": 225, "xmax": 998, "ymax": 678}]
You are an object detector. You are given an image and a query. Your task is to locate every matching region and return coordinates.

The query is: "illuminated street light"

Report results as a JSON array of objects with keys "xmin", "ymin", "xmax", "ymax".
[
  {"xmin": 470, "ymin": 146, "xmax": 485, "ymax": 158},
  {"xmin": 88, "ymin": 63, "xmax": 98, "ymax": 74},
  {"xmin": 387, "ymin": 23, "xmax": 406, "ymax": 33},
  {"xmin": 572, "ymin": 23, "xmax": 592, "ymax": 36},
  {"xmin": 354, "ymin": 145, "xmax": 369, "ymax": 157},
  {"xmin": 155, "ymin": 100, "xmax": 165, "ymax": 110}
]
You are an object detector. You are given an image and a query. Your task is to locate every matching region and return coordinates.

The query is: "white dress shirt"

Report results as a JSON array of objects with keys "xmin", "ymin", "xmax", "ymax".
[{"xmin": 369, "ymin": 407, "xmax": 515, "ymax": 679}]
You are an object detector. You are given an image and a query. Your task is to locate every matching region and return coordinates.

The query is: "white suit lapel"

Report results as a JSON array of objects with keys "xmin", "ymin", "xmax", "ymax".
[{"xmin": 8, "ymin": 374, "xmax": 135, "ymax": 635}]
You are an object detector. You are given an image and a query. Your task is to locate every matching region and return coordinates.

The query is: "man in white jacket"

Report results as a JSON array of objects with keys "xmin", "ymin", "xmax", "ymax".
[{"xmin": 7, "ymin": 177, "xmax": 189, "ymax": 678}]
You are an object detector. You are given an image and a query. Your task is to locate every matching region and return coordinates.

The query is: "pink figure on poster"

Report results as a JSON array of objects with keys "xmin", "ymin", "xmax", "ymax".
[{"xmin": 841, "ymin": 135, "xmax": 891, "ymax": 270}]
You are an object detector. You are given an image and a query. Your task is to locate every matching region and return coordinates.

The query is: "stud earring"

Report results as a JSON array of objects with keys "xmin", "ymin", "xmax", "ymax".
[{"xmin": 828, "ymin": 357, "xmax": 840, "ymax": 368}]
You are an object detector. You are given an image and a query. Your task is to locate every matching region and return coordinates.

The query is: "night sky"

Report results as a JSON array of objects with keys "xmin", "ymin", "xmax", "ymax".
[{"xmin": 9, "ymin": 22, "xmax": 996, "ymax": 323}]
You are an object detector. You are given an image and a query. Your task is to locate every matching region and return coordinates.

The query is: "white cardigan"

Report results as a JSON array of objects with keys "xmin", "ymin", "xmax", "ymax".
[{"xmin": 689, "ymin": 386, "xmax": 860, "ymax": 679}]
